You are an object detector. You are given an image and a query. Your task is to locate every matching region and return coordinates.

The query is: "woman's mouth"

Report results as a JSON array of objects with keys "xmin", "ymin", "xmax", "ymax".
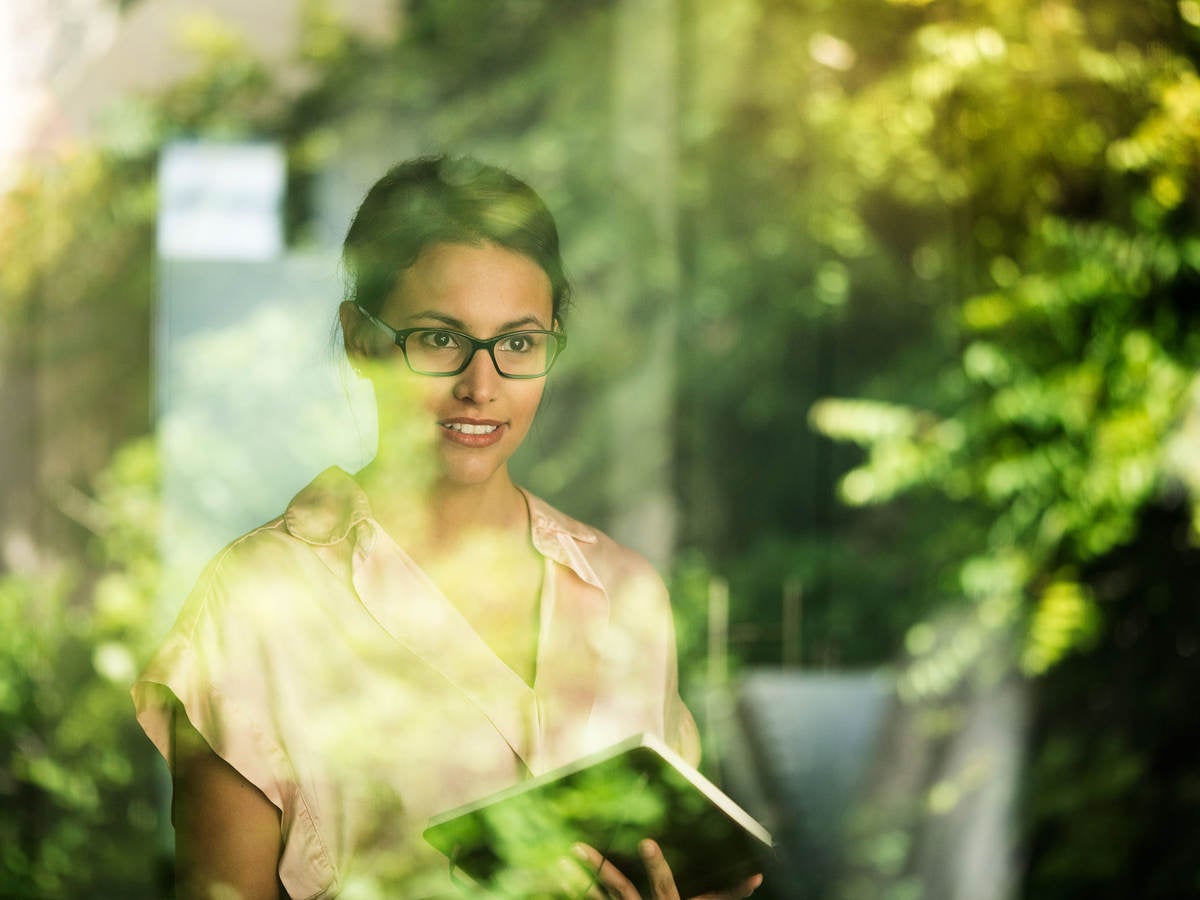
[{"xmin": 439, "ymin": 419, "xmax": 506, "ymax": 447}]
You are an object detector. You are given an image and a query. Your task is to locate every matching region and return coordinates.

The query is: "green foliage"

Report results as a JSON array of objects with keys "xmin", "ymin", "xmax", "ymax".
[
  {"xmin": 0, "ymin": 439, "xmax": 164, "ymax": 897},
  {"xmin": 1021, "ymin": 505, "xmax": 1200, "ymax": 897},
  {"xmin": 755, "ymin": 0, "xmax": 1200, "ymax": 895},
  {"xmin": 790, "ymin": 0, "xmax": 1200, "ymax": 666}
]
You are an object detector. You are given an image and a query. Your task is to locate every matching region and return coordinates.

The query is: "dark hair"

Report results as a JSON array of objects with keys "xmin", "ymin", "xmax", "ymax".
[{"xmin": 342, "ymin": 155, "xmax": 572, "ymax": 325}]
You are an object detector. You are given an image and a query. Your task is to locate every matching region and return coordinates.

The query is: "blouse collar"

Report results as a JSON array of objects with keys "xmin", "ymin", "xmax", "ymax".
[{"xmin": 283, "ymin": 467, "xmax": 600, "ymax": 579}]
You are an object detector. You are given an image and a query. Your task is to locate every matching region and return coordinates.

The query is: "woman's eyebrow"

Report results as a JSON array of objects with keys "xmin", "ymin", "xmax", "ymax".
[
  {"xmin": 407, "ymin": 310, "xmax": 467, "ymax": 328},
  {"xmin": 408, "ymin": 310, "xmax": 547, "ymax": 331},
  {"xmin": 496, "ymin": 314, "xmax": 547, "ymax": 331}
]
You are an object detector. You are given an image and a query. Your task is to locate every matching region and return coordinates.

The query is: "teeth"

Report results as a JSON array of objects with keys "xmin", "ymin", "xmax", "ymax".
[{"xmin": 445, "ymin": 422, "xmax": 499, "ymax": 435}]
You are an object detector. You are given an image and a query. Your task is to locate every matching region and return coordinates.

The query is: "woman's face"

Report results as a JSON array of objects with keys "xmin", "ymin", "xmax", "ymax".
[{"xmin": 369, "ymin": 241, "xmax": 555, "ymax": 490}]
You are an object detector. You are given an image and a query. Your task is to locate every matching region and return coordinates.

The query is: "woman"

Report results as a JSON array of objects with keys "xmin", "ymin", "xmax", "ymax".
[{"xmin": 133, "ymin": 156, "xmax": 763, "ymax": 899}]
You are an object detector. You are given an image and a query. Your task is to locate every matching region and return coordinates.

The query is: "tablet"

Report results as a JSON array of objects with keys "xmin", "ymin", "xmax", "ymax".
[{"xmin": 423, "ymin": 732, "xmax": 773, "ymax": 897}]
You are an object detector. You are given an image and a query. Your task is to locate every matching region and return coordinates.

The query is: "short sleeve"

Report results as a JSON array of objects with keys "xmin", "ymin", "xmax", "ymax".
[
  {"xmin": 132, "ymin": 550, "xmax": 292, "ymax": 806},
  {"xmin": 131, "ymin": 535, "xmax": 338, "ymax": 897}
]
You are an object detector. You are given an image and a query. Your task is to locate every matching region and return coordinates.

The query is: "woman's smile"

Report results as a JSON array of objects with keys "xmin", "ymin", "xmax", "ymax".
[{"xmin": 439, "ymin": 417, "xmax": 507, "ymax": 447}]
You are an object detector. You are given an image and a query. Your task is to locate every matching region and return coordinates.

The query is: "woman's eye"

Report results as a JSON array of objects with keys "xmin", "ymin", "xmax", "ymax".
[
  {"xmin": 418, "ymin": 330, "xmax": 459, "ymax": 350},
  {"xmin": 498, "ymin": 334, "xmax": 538, "ymax": 354}
]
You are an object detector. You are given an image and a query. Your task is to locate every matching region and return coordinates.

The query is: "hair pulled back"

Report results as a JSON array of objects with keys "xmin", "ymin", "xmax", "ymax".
[{"xmin": 342, "ymin": 155, "xmax": 572, "ymax": 325}]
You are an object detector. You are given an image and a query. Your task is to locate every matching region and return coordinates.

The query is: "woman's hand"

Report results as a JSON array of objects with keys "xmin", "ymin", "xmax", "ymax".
[{"xmin": 571, "ymin": 840, "xmax": 763, "ymax": 900}]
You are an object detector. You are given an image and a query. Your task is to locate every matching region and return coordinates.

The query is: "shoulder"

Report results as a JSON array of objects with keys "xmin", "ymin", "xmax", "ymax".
[
  {"xmin": 200, "ymin": 519, "xmax": 308, "ymax": 589},
  {"xmin": 586, "ymin": 527, "xmax": 666, "ymax": 598},
  {"xmin": 186, "ymin": 467, "xmax": 367, "ymax": 618},
  {"xmin": 521, "ymin": 488, "xmax": 668, "ymax": 602}
]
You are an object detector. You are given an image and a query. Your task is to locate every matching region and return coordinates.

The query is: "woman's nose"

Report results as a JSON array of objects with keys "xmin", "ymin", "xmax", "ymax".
[{"xmin": 452, "ymin": 347, "xmax": 501, "ymax": 402}]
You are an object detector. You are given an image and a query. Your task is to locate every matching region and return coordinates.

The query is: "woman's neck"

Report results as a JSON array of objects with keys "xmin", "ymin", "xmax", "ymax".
[
  {"xmin": 427, "ymin": 473, "xmax": 527, "ymax": 542},
  {"xmin": 356, "ymin": 460, "xmax": 529, "ymax": 557}
]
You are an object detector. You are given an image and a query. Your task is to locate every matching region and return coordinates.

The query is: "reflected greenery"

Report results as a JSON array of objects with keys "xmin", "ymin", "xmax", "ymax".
[
  {"xmin": 0, "ymin": 440, "xmax": 163, "ymax": 895},
  {"xmin": 2, "ymin": 0, "xmax": 1198, "ymax": 895}
]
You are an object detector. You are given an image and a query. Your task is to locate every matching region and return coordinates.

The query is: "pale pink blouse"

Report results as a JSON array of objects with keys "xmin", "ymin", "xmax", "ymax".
[{"xmin": 132, "ymin": 467, "xmax": 699, "ymax": 898}]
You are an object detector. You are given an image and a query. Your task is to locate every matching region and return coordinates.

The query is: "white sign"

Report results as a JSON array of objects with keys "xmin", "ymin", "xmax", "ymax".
[{"xmin": 157, "ymin": 141, "xmax": 285, "ymax": 260}]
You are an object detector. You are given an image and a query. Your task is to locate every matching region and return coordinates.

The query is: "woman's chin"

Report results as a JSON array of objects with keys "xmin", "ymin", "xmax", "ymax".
[
  {"xmin": 433, "ymin": 453, "xmax": 508, "ymax": 490},
  {"xmin": 433, "ymin": 426, "xmax": 526, "ymax": 489}
]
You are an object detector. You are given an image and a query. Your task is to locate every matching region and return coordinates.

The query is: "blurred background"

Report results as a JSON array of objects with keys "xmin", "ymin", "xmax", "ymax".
[{"xmin": 2, "ymin": 0, "xmax": 1198, "ymax": 897}]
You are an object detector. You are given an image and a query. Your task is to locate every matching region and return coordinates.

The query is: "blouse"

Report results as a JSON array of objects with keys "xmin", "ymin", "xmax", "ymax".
[{"xmin": 132, "ymin": 466, "xmax": 699, "ymax": 898}]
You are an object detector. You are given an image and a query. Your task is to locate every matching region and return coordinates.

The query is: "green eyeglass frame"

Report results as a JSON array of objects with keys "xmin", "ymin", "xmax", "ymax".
[{"xmin": 355, "ymin": 305, "xmax": 567, "ymax": 379}]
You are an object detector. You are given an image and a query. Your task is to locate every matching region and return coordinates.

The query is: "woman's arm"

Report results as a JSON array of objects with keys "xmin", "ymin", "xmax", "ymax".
[{"xmin": 172, "ymin": 710, "xmax": 284, "ymax": 900}]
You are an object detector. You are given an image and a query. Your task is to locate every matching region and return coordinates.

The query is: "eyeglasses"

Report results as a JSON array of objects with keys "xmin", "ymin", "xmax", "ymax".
[{"xmin": 356, "ymin": 305, "xmax": 567, "ymax": 379}]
